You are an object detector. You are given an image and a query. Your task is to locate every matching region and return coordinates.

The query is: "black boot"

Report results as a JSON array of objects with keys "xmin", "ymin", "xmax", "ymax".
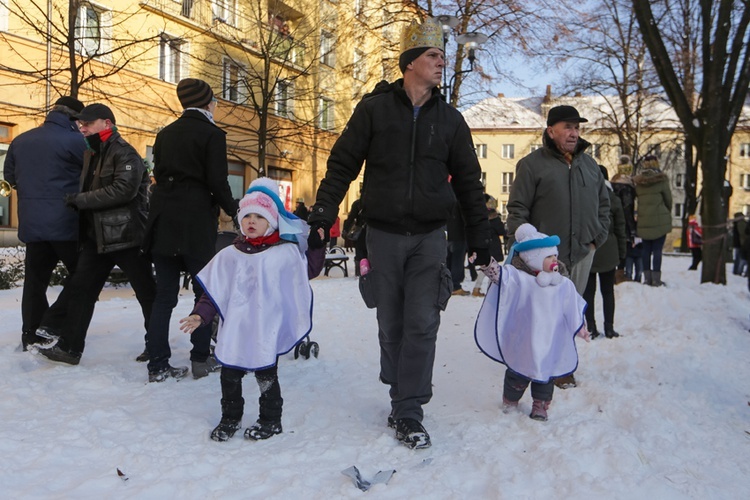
[
  {"xmin": 245, "ymin": 368, "xmax": 283, "ymax": 440},
  {"xmin": 604, "ymin": 324, "xmax": 620, "ymax": 338},
  {"xmin": 211, "ymin": 418, "xmax": 242, "ymax": 442}
]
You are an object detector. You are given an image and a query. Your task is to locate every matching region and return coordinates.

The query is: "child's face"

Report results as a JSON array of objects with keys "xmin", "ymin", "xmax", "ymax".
[
  {"xmin": 242, "ymin": 213, "xmax": 270, "ymax": 238},
  {"xmin": 542, "ymin": 255, "xmax": 559, "ymax": 273}
]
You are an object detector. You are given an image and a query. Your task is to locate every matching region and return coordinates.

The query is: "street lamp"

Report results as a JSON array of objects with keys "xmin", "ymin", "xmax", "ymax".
[{"xmin": 435, "ymin": 16, "xmax": 488, "ymax": 104}]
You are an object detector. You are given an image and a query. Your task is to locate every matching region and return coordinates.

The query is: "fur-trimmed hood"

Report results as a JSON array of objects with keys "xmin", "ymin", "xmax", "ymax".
[{"xmin": 633, "ymin": 168, "xmax": 668, "ymax": 186}]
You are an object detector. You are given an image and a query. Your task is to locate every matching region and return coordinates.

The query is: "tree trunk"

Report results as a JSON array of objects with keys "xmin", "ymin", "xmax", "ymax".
[{"xmin": 698, "ymin": 144, "xmax": 728, "ymax": 284}]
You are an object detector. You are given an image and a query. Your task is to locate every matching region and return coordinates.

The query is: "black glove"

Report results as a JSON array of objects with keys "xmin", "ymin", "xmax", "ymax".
[
  {"xmin": 469, "ymin": 247, "xmax": 490, "ymax": 267},
  {"xmin": 63, "ymin": 193, "xmax": 79, "ymax": 211},
  {"xmin": 308, "ymin": 223, "xmax": 329, "ymax": 250}
]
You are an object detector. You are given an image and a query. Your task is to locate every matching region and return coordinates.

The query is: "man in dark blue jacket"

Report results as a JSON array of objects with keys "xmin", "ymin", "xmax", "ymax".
[
  {"xmin": 308, "ymin": 17, "xmax": 489, "ymax": 450},
  {"xmin": 3, "ymin": 96, "xmax": 86, "ymax": 350}
]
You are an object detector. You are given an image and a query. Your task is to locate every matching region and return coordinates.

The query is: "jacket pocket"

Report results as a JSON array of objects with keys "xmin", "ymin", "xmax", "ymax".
[
  {"xmin": 437, "ymin": 263, "xmax": 453, "ymax": 311},
  {"xmin": 100, "ymin": 208, "xmax": 133, "ymax": 247},
  {"xmin": 358, "ymin": 271, "xmax": 378, "ymax": 309}
]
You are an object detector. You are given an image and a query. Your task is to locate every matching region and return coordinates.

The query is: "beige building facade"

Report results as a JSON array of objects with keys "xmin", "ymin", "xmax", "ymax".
[{"xmin": 0, "ymin": 0, "xmax": 407, "ymax": 244}]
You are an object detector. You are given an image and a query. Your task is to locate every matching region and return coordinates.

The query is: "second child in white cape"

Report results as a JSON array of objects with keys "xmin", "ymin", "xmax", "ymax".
[{"xmin": 475, "ymin": 223, "xmax": 590, "ymax": 421}]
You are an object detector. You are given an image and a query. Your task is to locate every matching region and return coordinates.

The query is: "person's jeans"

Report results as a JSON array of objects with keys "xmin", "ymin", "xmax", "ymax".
[
  {"xmin": 446, "ymin": 240, "xmax": 467, "ymax": 291},
  {"xmin": 642, "ymin": 235, "xmax": 667, "ymax": 272},
  {"xmin": 146, "ymin": 253, "xmax": 213, "ymax": 373},
  {"xmin": 625, "ymin": 256, "xmax": 643, "ymax": 282},
  {"xmin": 583, "ymin": 269, "xmax": 616, "ymax": 332},
  {"xmin": 732, "ymin": 247, "xmax": 746, "ymax": 275}
]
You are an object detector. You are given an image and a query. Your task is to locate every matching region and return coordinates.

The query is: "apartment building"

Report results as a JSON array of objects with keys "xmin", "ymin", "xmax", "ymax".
[{"xmin": 0, "ymin": 0, "xmax": 405, "ymax": 244}]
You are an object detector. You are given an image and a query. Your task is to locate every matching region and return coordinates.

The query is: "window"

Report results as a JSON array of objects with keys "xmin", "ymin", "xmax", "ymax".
[
  {"xmin": 744, "ymin": 205, "xmax": 750, "ymax": 216},
  {"xmin": 0, "ymin": 1, "xmax": 8, "ymax": 32},
  {"xmin": 501, "ymin": 172, "xmax": 514, "ymax": 193},
  {"xmin": 212, "ymin": 0, "xmax": 237, "ymax": 26},
  {"xmin": 674, "ymin": 203, "xmax": 684, "ymax": 218},
  {"xmin": 320, "ymin": 30, "xmax": 335, "ymax": 67},
  {"xmin": 268, "ymin": 167, "xmax": 294, "ymax": 210},
  {"xmin": 675, "ymin": 173, "xmax": 683, "ymax": 188},
  {"xmin": 480, "ymin": 171, "xmax": 486, "ymax": 187},
  {"xmin": 530, "ymin": 144, "xmax": 542, "ymax": 153},
  {"xmin": 159, "ymin": 34, "xmax": 185, "ymax": 83},
  {"xmin": 498, "ymin": 200, "xmax": 508, "ymax": 217},
  {"xmin": 319, "ymin": 97, "xmax": 334, "ymax": 130},
  {"xmin": 227, "ymin": 161, "xmax": 245, "ymax": 199},
  {"xmin": 502, "ymin": 144, "xmax": 515, "ymax": 159},
  {"xmin": 275, "ymin": 80, "xmax": 294, "ymax": 118},
  {"xmin": 740, "ymin": 174, "xmax": 750, "ymax": 190},
  {"xmin": 740, "ymin": 143, "xmax": 750, "ymax": 158},
  {"xmin": 475, "ymin": 144, "xmax": 487, "ymax": 159},
  {"xmin": 181, "ymin": 0, "xmax": 194, "ymax": 18},
  {"xmin": 75, "ymin": 3, "xmax": 109, "ymax": 57},
  {"xmin": 590, "ymin": 143, "xmax": 601, "ymax": 159},
  {"xmin": 353, "ymin": 49, "xmax": 366, "ymax": 82},
  {"xmin": 222, "ymin": 60, "xmax": 245, "ymax": 102}
]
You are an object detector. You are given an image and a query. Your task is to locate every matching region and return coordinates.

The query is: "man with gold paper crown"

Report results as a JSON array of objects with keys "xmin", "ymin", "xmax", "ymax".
[{"xmin": 307, "ymin": 17, "xmax": 489, "ymax": 449}]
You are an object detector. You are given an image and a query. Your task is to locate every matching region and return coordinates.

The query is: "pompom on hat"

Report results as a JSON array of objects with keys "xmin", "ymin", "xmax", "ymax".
[
  {"xmin": 399, "ymin": 17, "xmax": 444, "ymax": 73},
  {"xmin": 512, "ymin": 223, "xmax": 560, "ymax": 273}
]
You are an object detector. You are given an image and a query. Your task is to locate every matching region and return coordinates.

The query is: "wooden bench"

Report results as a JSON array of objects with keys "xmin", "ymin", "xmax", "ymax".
[{"xmin": 324, "ymin": 246, "xmax": 350, "ymax": 277}]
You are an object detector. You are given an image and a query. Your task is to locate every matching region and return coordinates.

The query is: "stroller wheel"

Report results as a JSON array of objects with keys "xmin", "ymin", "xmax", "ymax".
[
  {"xmin": 293, "ymin": 343, "xmax": 302, "ymax": 359},
  {"xmin": 309, "ymin": 342, "xmax": 320, "ymax": 358}
]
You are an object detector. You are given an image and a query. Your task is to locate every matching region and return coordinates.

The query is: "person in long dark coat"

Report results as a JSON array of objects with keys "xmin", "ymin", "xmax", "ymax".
[{"xmin": 142, "ymin": 78, "xmax": 239, "ymax": 382}]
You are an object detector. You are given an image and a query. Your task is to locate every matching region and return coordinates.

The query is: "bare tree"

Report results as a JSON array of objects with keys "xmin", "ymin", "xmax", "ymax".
[
  {"xmin": 633, "ymin": 0, "xmax": 750, "ymax": 284},
  {"xmin": 0, "ymin": 0, "xmax": 162, "ymax": 108}
]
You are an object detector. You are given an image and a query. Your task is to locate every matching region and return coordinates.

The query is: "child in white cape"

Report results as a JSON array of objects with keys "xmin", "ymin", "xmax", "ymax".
[
  {"xmin": 180, "ymin": 177, "xmax": 325, "ymax": 441},
  {"xmin": 475, "ymin": 223, "xmax": 590, "ymax": 421}
]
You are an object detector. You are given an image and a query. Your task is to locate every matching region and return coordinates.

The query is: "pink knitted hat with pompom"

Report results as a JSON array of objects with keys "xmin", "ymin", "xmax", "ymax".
[{"xmin": 237, "ymin": 178, "xmax": 281, "ymax": 234}]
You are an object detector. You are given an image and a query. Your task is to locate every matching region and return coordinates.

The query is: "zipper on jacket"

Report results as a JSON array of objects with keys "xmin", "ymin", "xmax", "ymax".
[{"xmin": 408, "ymin": 110, "xmax": 418, "ymax": 215}]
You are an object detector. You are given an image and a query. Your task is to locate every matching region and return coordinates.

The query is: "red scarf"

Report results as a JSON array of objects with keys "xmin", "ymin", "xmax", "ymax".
[
  {"xmin": 245, "ymin": 231, "xmax": 281, "ymax": 247},
  {"xmin": 99, "ymin": 128, "xmax": 113, "ymax": 142}
]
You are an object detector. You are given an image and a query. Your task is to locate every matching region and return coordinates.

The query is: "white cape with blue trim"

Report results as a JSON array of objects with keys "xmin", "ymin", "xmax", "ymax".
[
  {"xmin": 474, "ymin": 265, "xmax": 587, "ymax": 383},
  {"xmin": 196, "ymin": 243, "xmax": 313, "ymax": 371}
]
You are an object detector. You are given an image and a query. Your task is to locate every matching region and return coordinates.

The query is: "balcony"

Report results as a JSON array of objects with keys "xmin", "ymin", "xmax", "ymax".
[{"xmin": 140, "ymin": 0, "xmax": 306, "ymax": 67}]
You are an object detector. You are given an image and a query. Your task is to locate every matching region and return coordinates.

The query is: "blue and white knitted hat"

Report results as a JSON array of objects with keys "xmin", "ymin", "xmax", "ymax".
[{"xmin": 512, "ymin": 223, "xmax": 560, "ymax": 272}]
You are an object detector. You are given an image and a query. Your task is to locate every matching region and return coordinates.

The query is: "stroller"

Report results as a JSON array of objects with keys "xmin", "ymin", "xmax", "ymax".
[{"xmin": 212, "ymin": 230, "xmax": 319, "ymax": 360}]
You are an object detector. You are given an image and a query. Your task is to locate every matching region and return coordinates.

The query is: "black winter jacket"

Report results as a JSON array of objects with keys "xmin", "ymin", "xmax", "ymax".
[
  {"xmin": 73, "ymin": 130, "xmax": 150, "ymax": 254},
  {"xmin": 143, "ymin": 110, "xmax": 238, "ymax": 262},
  {"xmin": 309, "ymin": 80, "xmax": 489, "ymax": 249}
]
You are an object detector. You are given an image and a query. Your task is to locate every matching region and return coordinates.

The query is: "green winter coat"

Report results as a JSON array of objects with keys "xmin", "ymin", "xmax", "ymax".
[
  {"xmin": 507, "ymin": 133, "xmax": 610, "ymax": 268},
  {"xmin": 634, "ymin": 168, "xmax": 672, "ymax": 240},
  {"xmin": 591, "ymin": 187, "xmax": 627, "ymax": 274}
]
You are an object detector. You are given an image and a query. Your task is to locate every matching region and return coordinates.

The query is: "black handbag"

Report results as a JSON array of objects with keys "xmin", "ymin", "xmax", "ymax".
[{"xmin": 345, "ymin": 222, "xmax": 364, "ymax": 241}]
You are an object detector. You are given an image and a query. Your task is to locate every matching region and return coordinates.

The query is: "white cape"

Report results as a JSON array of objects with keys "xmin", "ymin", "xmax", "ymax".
[
  {"xmin": 196, "ymin": 243, "xmax": 313, "ymax": 371},
  {"xmin": 474, "ymin": 265, "xmax": 587, "ymax": 383}
]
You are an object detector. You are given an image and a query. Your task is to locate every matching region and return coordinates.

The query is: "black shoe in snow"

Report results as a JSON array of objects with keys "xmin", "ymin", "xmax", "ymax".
[
  {"xmin": 387, "ymin": 413, "xmax": 396, "ymax": 429},
  {"xmin": 37, "ymin": 344, "xmax": 81, "ymax": 365},
  {"xmin": 192, "ymin": 356, "xmax": 221, "ymax": 379},
  {"xmin": 395, "ymin": 418, "xmax": 431, "ymax": 449},
  {"xmin": 244, "ymin": 420, "xmax": 282, "ymax": 440},
  {"xmin": 148, "ymin": 365, "xmax": 189, "ymax": 383},
  {"xmin": 210, "ymin": 418, "xmax": 242, "ymax": 442},
  {"xmin": 135, "ymin": 349, "xmax": 149, "ymax": 362},
  {"xmin": 32, "ymin": 327, "xmax": 60, "ymax": 349}
]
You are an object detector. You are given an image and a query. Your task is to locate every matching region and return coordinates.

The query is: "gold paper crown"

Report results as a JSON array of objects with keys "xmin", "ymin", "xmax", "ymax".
[{"xmin": 400, "ymin": 17, "xmax": 444, "ymax": 54}]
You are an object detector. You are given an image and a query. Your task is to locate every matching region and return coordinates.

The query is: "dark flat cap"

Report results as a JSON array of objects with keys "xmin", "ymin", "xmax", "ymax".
[
  {"xmin": 547, "ymin": 105, "xmax": 588, "ymax": 126},
  {"xmin": 72, "ymin": 103, "xmax": 116, "ymax": 124},
  {"xmin": 54, "ymin": 96, "xmax": 84, "ymax": 113}
]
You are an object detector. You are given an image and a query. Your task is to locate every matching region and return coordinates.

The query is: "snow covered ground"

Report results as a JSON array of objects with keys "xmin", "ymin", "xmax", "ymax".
[{"xmin": 0, "ymin": 254, "xmax": 748, "ymax": 499}]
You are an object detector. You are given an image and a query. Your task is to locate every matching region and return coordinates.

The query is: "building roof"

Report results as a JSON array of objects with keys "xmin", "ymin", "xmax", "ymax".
[{"xmin": 464, "ymin": 94, "xmax": 687, "ymax": 131}]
